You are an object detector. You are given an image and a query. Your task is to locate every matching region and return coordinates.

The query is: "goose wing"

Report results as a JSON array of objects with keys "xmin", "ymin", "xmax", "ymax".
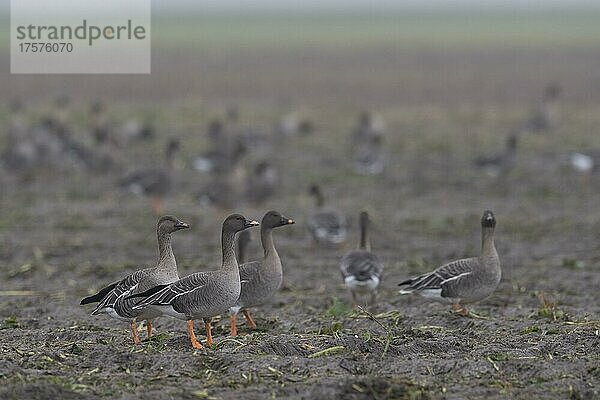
[
  {"xmin": 341, "ymin": 251, "xmax": 383, "ymax": 281},
  {"xmin": 88, "ymin": 269, "xmax": 148, "ymax": 315},
  {"xmin": 309, "ymin": 210, "xmax": 347, "ymax": 243},
  {"xmin": 398, "ymin": 257, "xmax": 477, "ymax": 293},
  {"xmin": 132, "ymin": 271, "xmax": 212, "ymax": 310},
  {"xmin": 239, "ymin": 261, "xmax": 262, "ymax": 285}
]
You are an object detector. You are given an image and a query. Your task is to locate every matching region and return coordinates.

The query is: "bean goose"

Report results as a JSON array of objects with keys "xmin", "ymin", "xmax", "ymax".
[
  {"xmin": 80, "ymin": 215, "xmax": 189, "ymax": 344},
  {"xmin": 229, "ymin": 211, "xmax": 294, "ymax": 336},
  {"xmin": 340, "ymin": 211, "xmax": 384, "ymax": 307},
  {"xmin": 474, "ymin": 134, "xmax": 518, "ymax": 177},
  {"xmin": 524, "ymin": 83, "xmax": 561, "ymax": 134},
  {"xmin": 129, "ymin": 214, "xmax": 260, "ymax": 349},
  {"xmin": 245, "ymin": 161, "xmax": 280, "ymax": 205},
  {"xmin": 119, "ymin": 138, "xmax": 180, "ymax": 214},
  {"xmin": 308, "ymin": 184, "xmax": 347, "ymax": 246},
  {"xmin": 354, "ymin": 135, "xmax": 385, "ymax": 176},
  {"xmin": 398, "ymin": 210, "xmax": 501, "ymax": 315}
]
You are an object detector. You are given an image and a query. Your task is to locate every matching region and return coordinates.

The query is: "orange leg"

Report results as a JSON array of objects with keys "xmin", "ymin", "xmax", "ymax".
[
  {"xmin": 243, "ymin": 309, "xmax": 257, "ymax": 329},
  {"xmin": 204, "ymin": 319, "xmax": 214, "ymax": 346},
  {"xmin": 151, "ymin": 197, "xmax": 162, "ymax": 215},
  {"xmin": 130, "ymin": 321, "xmax": 141, "ymax": 344},
  {"xmin": 187, "ymin": 320, "xmax": 203, "ymax": 349},
  {"xmin": 451, "ymin": 303, "xmax": 469, "ymax": 316},
  {"xmin": 230, "ymin": 314, "xmax": 238, "ymax": 337},
  {"xmin": 146, "ymin": 320, "xmax": 153, "ymax": 338}
]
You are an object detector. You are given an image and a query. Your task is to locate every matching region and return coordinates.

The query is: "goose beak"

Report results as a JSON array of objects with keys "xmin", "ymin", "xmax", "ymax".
[
  {"xmin": 281, "ymin": 217, "xmax": 295, "ymax": 225},
  {"xmin": 175, "ymin": 221, "xmax": 190, "ymax": 229},
  {"xmin": 245, "ymin": 220, "xmax": 260, "ymax": 228}
]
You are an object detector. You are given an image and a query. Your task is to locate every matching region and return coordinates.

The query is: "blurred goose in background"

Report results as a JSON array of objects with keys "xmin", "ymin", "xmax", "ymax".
[
  {"xmin": 524, "ymin": 83, "xmax": 561, "ymax": 134},
  {"xmin": 275, "ymin": 112, "xmax": 314, "ymax": 138},
  {"xmin": 193, "ymin": 119, "xmax": 247, "ymax": 174},
  {"xmin": 229, "ymin": 211, "xmax": 294, "ymax": 336},
  {"xmin": 340, "ymin": 211, "xmax": 384, "ymax": 307},
  {"xmin": 398, "ymin": 210, "xmax": 501, "ymax": 315},
  {"xmin": 89, "ymin": 100, "xmax": 111, "ymax": 145},
  {"xmin": 245, "ymin": 161, "xmax": 280, "ymax": 204},
  {"xmin": 474, "ymin": 134, "xmax": 518, "ymax": 177},
  {"xmin": 308, "ymin": 184, "xmax": 347, "ymax": 246},
  {"xmin": 129, "ymin": 214, "xmax": 260, "ymax": 349},
  {"xmin": 353, "ymin": 135, "xmax": 385, "ymax": 175},
  {"xmin": 119, "ymin": 138, "xmax": 180, "ymax": 214},
  {"xmin": 80, "ymin": 216, "xmax": 189, "ymax": 344},
  {"xmin": 569, "ymin": 151, "xmax": 600, "ymax": 173},
  {"xmin": 352, "ymin": 111, "xmax": 386, "ymax": 143}
]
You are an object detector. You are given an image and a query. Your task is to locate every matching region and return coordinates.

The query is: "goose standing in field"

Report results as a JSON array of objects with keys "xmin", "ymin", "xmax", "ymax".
[
  {"xmin": 129, "ymin": 214, "xmax": 260, "ymax": 349},
  {"xmin": 524, "ymin": 83, "xmax": 561, "ymax": 134},
  {"xmin": 119, "ymin": 138, "xmax": 180, "ymax": 214},
  {"xmin": 398, "ymin": 210, "xmax": 501, "ymax": 315},
  {"xmin": 80, "ymin": 215, "xmax": 189, "ymax": 344},
  {"xmin": 340, "ymin": 211, "xmax": 384, "ymax": 307},
  {"xmin": 353, "ymin": 135, "xmax": 385, "ymax": 176},
  {"xmin": 245, "ymin": 161, "xmax": 280, "ymax": 205},
  {"xmin": 308, "ymin": 184, "xmax": 347, "ymax": 246},
  {"xmin": 229, "ymin": 211, "xmax": 294, "ymax": 336},
  {"xmin": 474, "ymin": 134, "xmax": 518, "ymax": 177}
]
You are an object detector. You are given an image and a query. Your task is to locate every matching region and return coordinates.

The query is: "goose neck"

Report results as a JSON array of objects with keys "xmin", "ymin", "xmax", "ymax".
[
  {"xmin": 261, "ymin": 227, "xmax": 278, "ymax": 258},
  {"xmin": 221, "ymin": 228, "xmax": 239, "ymax": 269},
  {"xmin": 359, "ymin": 219, "xmax": 371, "ymax": 251},
  {"xmin": 157, "ymin": 230, "xmax": 176, "ymax": 270},
  {"xmin": 481, "ymin": 227, "xmax": 497, "ymax": 256}
]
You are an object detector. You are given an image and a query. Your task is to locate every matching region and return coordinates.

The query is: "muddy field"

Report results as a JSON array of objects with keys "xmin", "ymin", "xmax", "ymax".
[{"xmin": 1, "ymin": 15, "xmax": 600, "ymax": 400}]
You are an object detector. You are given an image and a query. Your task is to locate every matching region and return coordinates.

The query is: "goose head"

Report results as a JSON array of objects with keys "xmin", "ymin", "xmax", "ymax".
[
  {"xmin": 262, "ymin": 211, "xmax": 295, "ymax": 229},
  {"xmin": 157, "ymin": 215, "xmax": 190, "ymax": 234},
  {"xmin": 308, "ymin": 184, "xmax": 325, "ymax": 206},
  {"xmin": 481, "ymin": 210, "xmax": 496, "ymax": 229},
  {"xmin": 224, "ymin": 214, "xmax": 260, "ymax": 234}
]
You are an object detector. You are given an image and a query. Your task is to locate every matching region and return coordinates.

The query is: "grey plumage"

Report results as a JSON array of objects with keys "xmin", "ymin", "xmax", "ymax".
[
  {"xmin": 229, "ymin": 211, "xmax": 295, "ymax": 335},
  {"xmin": 80, "ymin": 215, "xmax": 189, "ymax": 343},
  {"xmin": 474, "ymin": 134, "xmax": 518, "ymax": 177},
  {"xmin": 308, "ymin": 184, "xmax": 347, "ymax": 246},
  {"xmin": 131, "ymin": 214, "xmax": 260, "ymax": 349},
  {"xmin": 398, "ymin": 210, "xmax": 501, "ymax": 313},
  {"xmin": 340, "ymin": 211, "xmax": 383, "ymax": 306}
]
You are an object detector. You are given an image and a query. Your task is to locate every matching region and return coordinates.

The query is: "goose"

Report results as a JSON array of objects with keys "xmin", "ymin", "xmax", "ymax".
[
  {"xmin": 128, "ymin": 214, "xmax": 260, "ymax": 349},
  {"xmin": 524, "ymin": 83, "xmax": 561, "ymax": 134},
  {"xmin": 80, "ymin": 215, "xmax": 189, "ymax": 344},
  {"xmin": 245, "ymin": 161, "xmax": 280, "ymax": 204},
  {"xmin": 307, "ymin": 184, "xmax": 347, "ymax": 246},
  {"xmin": 193, "ymin": 120, "xmax": 247, "ymax": 174},
  {"xmin": 398, "ymin": 210, "xmax": 501, "ymax": 315},
  {"xmin": 353, "ymin": 135, "xmax": 385, "ymax": 176},
  {"xmin": 352, "ymin": 111, "xmax": 386, "ymax": 144},
  {"xmin": 119, "ymin": 138, "xmax": 179, "ymax": 214},
  {"xmin": 340, "ymin": 211, "xmax": 384, "ymax": 307},
  {"xmin": 474, "ymin": 134, "xmax": 518, "ymax": 177},
  {"xmin": 229, "ymin": 211, "xmax": 294, "ymax": 336},
  {"xmin": 276, "ymin": 112, "xmax": 314, "ymax": 137}
]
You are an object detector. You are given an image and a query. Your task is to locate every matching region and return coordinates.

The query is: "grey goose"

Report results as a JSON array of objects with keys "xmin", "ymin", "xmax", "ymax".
[
  {"xmin": 340, "ymin": 211, "xmax": 384, "ymax": 307},
  {"xmin": 474, "ymin": 134, "xmax": 518, "ymax": 177},
  {"xmin": 307, "ymin": 184, "xmax": 347, "ymax": 246},
  {"xmin": 398, "ymin": 210, "xmax": 501, "ymax": 315},
  {"xmin": 229, "ymin": 211, "xmax": 294, "ymax": 336},
  {"xmin": 129, "ymin": 214, "xmax": 260, "ymax": 349},
  {"xmin": 524, "ymin": 83, "xmax": 561, "ymax": 134},
  {"xmin": 80, "ymin": 215, "xmax": 189, "ymax": 344},
  {"xmin": 119, "ymin": 138, "xmax": 180, "ymax": 214}
]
